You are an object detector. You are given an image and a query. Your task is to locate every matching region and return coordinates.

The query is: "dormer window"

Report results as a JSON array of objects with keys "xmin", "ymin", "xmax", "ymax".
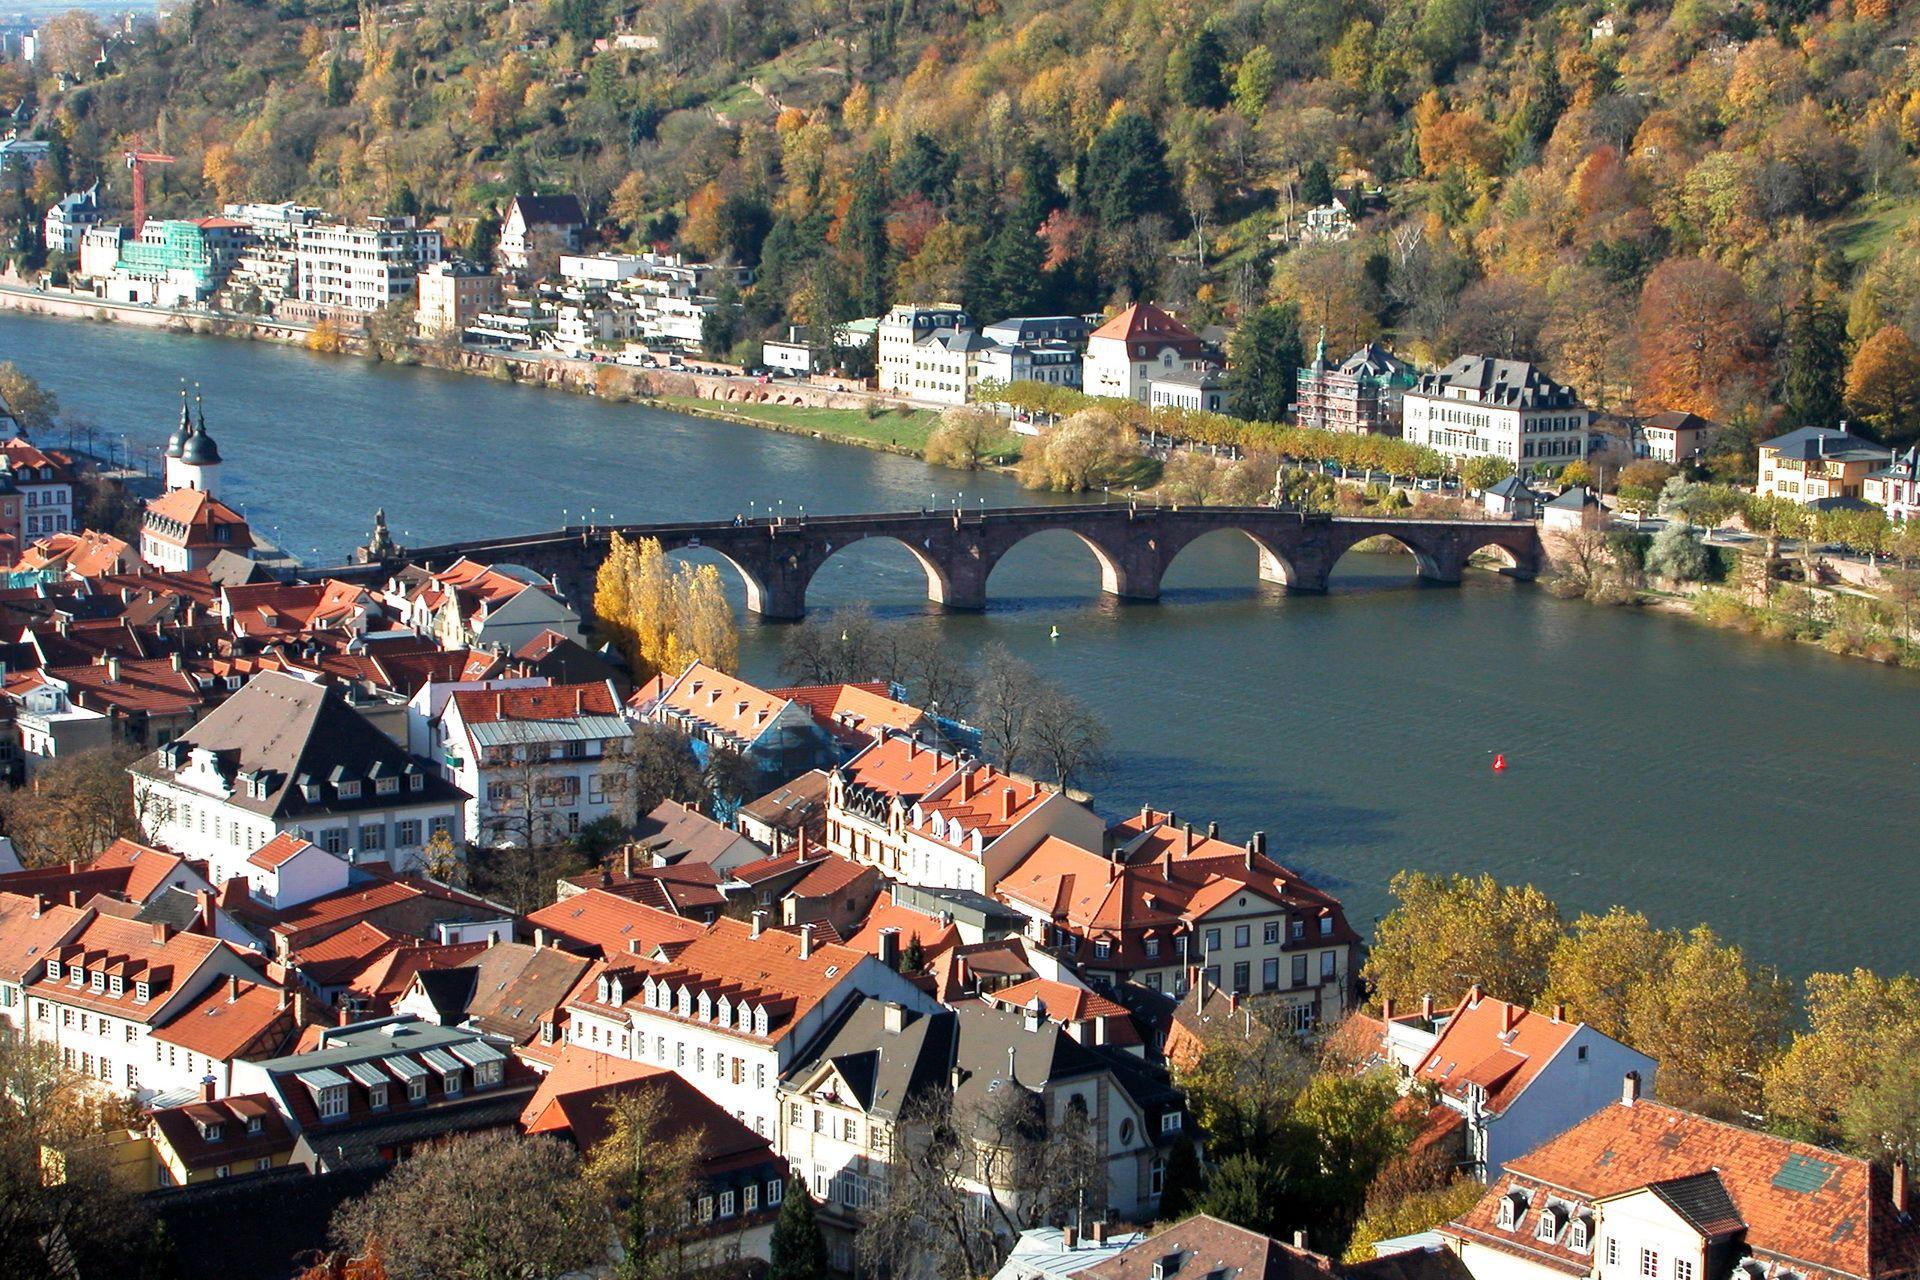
[
  {"xmin": 1498, "ymin": 1191, "xmax": 1528, "ymax": 1230},
  {"xmin": 135, "ymin": 980, "xmax": 151, "ymax": 1003},
  {"xmin": 90, "ymin": 970, "xmax": 105, "ymax": 992},
  {"xmin": 201, "ymin": 1121, "xmax": 223, "ymax": 1142},
  {"xmin": 68, "ymin": 965, "xmax": 84, "ymax": 987},
  {"xmin": 247, "ymin": 1115, "xmax": 263, "ymax": 1135},
  {"xmin": 109, "ymin": 975, "xmax": 123, "ymax": 996},
  {"xmin": 1536, "ymin": 1208, "xmax": 1561, "ymax": 1242},
  {"xmin": 409, "ymin": 774, "xmax": 424, "ymax": 792},
  {"xmin": 1569, "ymin": 1216, "xmax": 1591, "ymax": 1252},
  {"xmin": 337, "ymin": 780, "xmax": 361, "ymax": 799},
  {"xmin": 45, "ymin": 959, "xmax": 60, "ymax": 981},
  {"xmin": 376, "ymin": 776, "xmax": 398, "ymax": 796}
]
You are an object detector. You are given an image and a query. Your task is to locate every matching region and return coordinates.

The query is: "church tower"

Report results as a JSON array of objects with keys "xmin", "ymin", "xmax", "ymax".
[{"xmin": 164, "ymin": 389, "xmax": 222, "ymax": 497}]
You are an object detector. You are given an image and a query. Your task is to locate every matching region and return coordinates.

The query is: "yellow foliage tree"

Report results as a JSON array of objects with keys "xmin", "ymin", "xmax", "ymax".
[{"xmin": 594, "ymin": 532, "xmax": 641, "ymax": 669}]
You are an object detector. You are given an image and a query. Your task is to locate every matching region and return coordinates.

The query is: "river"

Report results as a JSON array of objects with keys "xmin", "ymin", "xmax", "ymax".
[{"xmin": 4, "ymin": 310, "xmax": 1917, "ymax": 981}]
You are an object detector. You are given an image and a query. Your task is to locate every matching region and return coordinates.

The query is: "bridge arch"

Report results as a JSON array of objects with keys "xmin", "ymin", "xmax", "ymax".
[
  {"xmin": 653, "ymin": 537, "xmax": 773, "ymax": 616},
  {"xmin": 1327, "ymin": 527, "xmax": 1443, "ymax": 583},
  {"xmin": 801, "ymin": 532, "xmax": 956, "ymax": 610},
  {"xmin": 981, "ymin": 525, "xmax": 1141, "ymax": 604},
  {"xmin": 1158, "ymin": 524, "xmax": 1308, "ymax": 592},
  {"xmin": 1455, "ymin": 529, "xmax": 1539, "ymax": 580}
]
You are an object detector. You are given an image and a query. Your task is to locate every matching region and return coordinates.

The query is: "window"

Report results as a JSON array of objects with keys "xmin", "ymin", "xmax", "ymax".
[
  {"xmin": 1234, "ymin": 925, "xmax": 1250, "ymax": 948},
  {"xmin": 1641, "ymin": 1249, "xmax": 1659, "ymax": 1278},
  {"xmin": 1320, "ymin": 951, "xmax": 1337, "ymax": 981},
  {"xmin": 1498, "ymin": 1197, "xmax": 1521, "ymax": 1229},
  {"xmin": 744, "ymin": 1184, "xmax": 758, "ymax": 1212},
  {"xmin": 1291, "ymin": 955, "xmax": 1308, "ymax": 986},
  {"xmin": 1606, "ymin": 1240, "xmax": 1618, "ymax": 1266},
  {"xmin": 430, "ymin": 816, "xmax": 451, "ymax": 838},
  {"xmin": 1144, "ymin": 938, "xmax": 1161, "ymax": 959},
  {"xmin": 1150, "ymin": 1158, "xmax": 1166, "ymax": 1195},
  {"xmin": 1320, "ymin": 917, "xmax": 1333, "ymax": 936},
  {"xmin": 1232, "ymin": 962, "xmax": 1250, "ymax": 994},
  {"xmin": 1204, "ymin": 928, "xmax": 1221, "ymax": 953},
  {"xmin": 396, "ymin": 820, "xmax": 421, "ymax": 846},
  {"xmin": 768, "ymin": 1180, "xmax": 783, "ymax": 1206},
  {"xmin": 1160, "ymin": 1113, "xmax": 1182, "ymax": 1134},
  {"xmin": 1262, "ymin": 958, "xmax": 1279, "ymax": 990},
  {"xmin": 360, "ymin": 824, "xmax": 385, "ymax": 851},
  {"xmin": 256, "ymin": 1157, "xmax": 273, "ymax": 1172},
  {"xmin": 320, "ymin": 827, "xmax": 346, "ymax": 855},
  {"xmin": 1537, "ymin": 1212, "xmax": 1559, "ymax": 1242},
  {"xmin": 1094, "ymin": 941, "xmax": 1111, "ymax": 960},
  {"xmin": 1675, "ymin": 1263, "xmax": 1694, "ymax": 1280},
  {"xmin": 441, "ymin": 1069, "xmax": 463, "ymax": 1097},
  {"xmin": 1264, "ymin": 921, "xmax": 1279, "ymax": 944},
  {"xmin": 370, "ymin": 1084, "xmax": 389, "ymax": 1110},
  {"xmin": 320, "ymin": 1086, "xmax": 348, "ymax": 1120},
  {"xmin": 699, "ymin": 1197, "xmax": 714, "ymax": 1222},
  {"xmin": 408, "ymin": 1076, "xmax": 427, "ymax": 1102},
  {"xmin": 1569, "ymin": 1219, "xmax": 1589, "ymax": 1251},
  {"xmin": 1290, "ymin": 919, "xmax": 1304, "ymax": 940},
  {"xmin": 720, "ymin": 1191, "xmax": 736, "ymax": 1217},
  {"xmin": 215, "ymin": 1165, "xmax": 230, "ymax": 1179}
]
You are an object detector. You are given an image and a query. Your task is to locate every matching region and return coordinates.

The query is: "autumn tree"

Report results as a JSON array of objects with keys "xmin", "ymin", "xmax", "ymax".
[
  {"xmin": 970, "ymin": 644, "xmax": 1108, "ymax": 789},
  {"xmin": 1014, "ymin": 408, "xmax": 1139, "ymax": 492},
  {"xmin": 1846, "ymin": 325, "xmax": 1920, "ymax": 441},
  {"xmin": 0, "ymin": 744, "xmax": 150, "ymax": 865},
  {"xmin": 1763, "ymin": 969, "xmax": 1920, "ymax": 1152},
  {"xmin": 577, "ymin": 1085, "xmax": 704, "ymax": 1280},
  {"xmin": 0, "ymin": 363, "xmax": 58, "ymax": 435},
  {"xmin": 331, "ymin": 1131, "xmax": 601, "ymax": 1280},
  {"xmin": 595, "ymin": 532, "xmax": 643, "ymax": 673},
  {"xmin": 923, "ymin": 407, "xmax": 1003, "ymax": 471},
  {"xmin": 1362, "ymin": 872, "xmax": 1562, "ymax": 1011},
  {"xmin": 1633, "ymin": 258, "xmax": 1766, "ymax": 418},
  {"xmin": 1544, "ymin": 909, "xmax": 1790, "ymax": 1118}
]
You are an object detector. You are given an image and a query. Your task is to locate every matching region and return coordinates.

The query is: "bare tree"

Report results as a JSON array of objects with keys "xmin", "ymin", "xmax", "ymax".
[
  {"xmin": 2, "ymin": 745, "xmax": 156, "ymax": 867},
  {"xmin": 1023, "ymin": 687, "xmax": 1109, "ymax": 793},
  {"xmin": 577, "ymin": 1087, "xmax": 708, "ymax": 1280},
  {"xmin": 970, "ymin": 647, "xmax": 1107, "ymax": 788}
]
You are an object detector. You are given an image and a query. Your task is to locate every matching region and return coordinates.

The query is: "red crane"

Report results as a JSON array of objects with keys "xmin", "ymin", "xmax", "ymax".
[{"xmin": 123, "ymin": 139, "xmax": 176, "ymax": 237}]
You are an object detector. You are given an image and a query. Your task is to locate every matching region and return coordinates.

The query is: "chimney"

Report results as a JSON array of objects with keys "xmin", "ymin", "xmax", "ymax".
[
  {"xmin": 227, "ymin": 974, "xmax": 240, "ymax": 1003},
  {"xmin": 959, "ymin": 768, "xmax": 973, "ymax": 801},
  {"xmin": 1089, "ymin": 1223, "xmax": 1108, "ymax": 1246},
  {"xmin": 200, "ymin": 1076, "xmax": 217, "ymax": 1104},
  {"xmin": 277, "ymin": 987, "xmax": 290, "ymax": 1011},
  {"xmin": 1227, "ymin": 992, "xmax": 1239, "ymax": 1015},
  {"xmin": 1422, "ymin": 992, "xmax": 1435, "ymax": 1020},
  {"xmin": 337, "ymin": 1005, "xmax": 352, "ymax": 1027},
  {"xmin": 1503, "ymin": 1003, "xmax": 1520, "ymax": 1035},
  {"xmin": 1468, "ymin": 983, "xmax": 1483, "ymax": 1006},
  {"xmin": 1896, "ymin": 1157, "xmax": 1910, "ymax": 1216},
  {"xmin": 621, "ymin": 846, "xmax": 633, "ymax": 880},
  {"xmin": 170, "ymin": 651, "xmax": 182, "ymax": 672},
  {"xmin": 752, "ymin": 911, "xmax": 767, "ymax": 939},
  {"xmin": 1622, "ymin": 1071, "xmax": 1641, "ymax": 1106},
  {"xmin": 533, "ymin": 928, "xmax": 547, "ymax": 949},
  {"xmin": 877, "ymin": 926, "xmax": 900, "ymax": 969},
  {"xmin": 293, "ymin": 990, "xmax": 306, "ymax": 1025},
  {"xmin": 152, "ymin": 920, "xmax": 171, "ymax": 944},
  {"xmin": 1000, "ymin": 787, "xmax": 1015, "ymax": 823},
  {"xmin": 883, "ymin": 1001, "xmax": 906, "ymax": 1034},
  {"xmin": 1006, "ymin": 1045, "xmax": 1017, "ymax": 1081},
  {"xmin": 196, "ymin": 890, "xmax": 215, "ymax": 935},
  {"xmin": 1251, "ymin": 831, "xmax": 1267, "ymax": 856},
  {"xmin": 107, "ymin": 656, "xmax": 120, "ymax": 682},
  {"xmin": 1023, "ymin": 999, "xmax": 1045, "ymax": 1032},
  {"xmin": 487, "ymin": 933, "xmax": 498, "ymax": 948},
  {"xmin": 1244, "ymin": 841, "xmax": 1254, "ymax": 871},
  {"xmin": 1382, "ymin": 996, "xmax": 1396, "ymax": 1022},
  {"xmin": 799, "ymin": 923, "xmax": 814, "ymax": 960},
  {"xmin": 1206, "ymin": 821, "xmax": 1218, "ymax": 839},
  {"xmin": 1292, "ymin": 1231, "xmax": 1308, "ymax": 1251},
  {"xmin": 1182, "ymin": 822, "xmax": 1195, "ymax": 854},
  {"xmin": 30, "ymin": 894, "xmax": 43, "ymax": 918},
  {"xmin": 1552, "ymin": 1002, "xmax": 1565, "ymax": 1023},
  {"xmin": 1063, "ymin": 1226, "xmax": 1078, "ymax": 1251}
]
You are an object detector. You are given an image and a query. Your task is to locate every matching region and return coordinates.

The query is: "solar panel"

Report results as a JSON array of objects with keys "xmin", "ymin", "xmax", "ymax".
[{"xmin": 1773, "ymin": 1153, "xmax": 1837, "ymax": 1194}]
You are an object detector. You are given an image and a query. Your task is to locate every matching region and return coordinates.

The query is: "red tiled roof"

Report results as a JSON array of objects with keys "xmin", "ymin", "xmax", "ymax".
[
  {"xmin": 986, "ymin": 976, "xmax": 1130, "ymax": 1024},
  {"xmin": 451, "ymin": 681, "xmax": 619, "ymax": 724},
  {"xmin": 152, "ymin": 976, "xmax": 297, "ymax": 1061},
  {"xmin": 48, "ymin": 656, "xmax": 203, "ymax": 717},
  {"xmin": 149, "ymin": 1093, "xmax": 295, "ymax": 1172},
  {"xmin": 770, "ymin": 681, "xmax": 925, "ymax": 747},
  {"xmin": 1414, "ymin": 993, "xmax": 1580, "ymax": 1112},
  {"xmin": 16, "ymin": 530, "xmax": 135, "ymax": 578},
  {"xmin": 650, "ymin": 662, "xmax": 793, "ymax": 743},
  {"xmin": 347, "ymin": 939, "xmax": 491, "ymax": 1006},
  {"xmin": 247, "ymin": 832, "xmax": 318, "ymax": 871},
  {"xmin": 144, "ymin": 489, "xmax": 253, "ymax": 550},
  {"xmin": 30, "ymin": 914, "xmax": 230, "ymax": 1023},
  {"xmin": 844, "ymin": 892, "xmax": 961, "ymax": 962},
  {"xmin": 1089, "ymin": 301, "xmax": 1207, "ymax": 357},
  {"xmin": 87, "ymin": 838, "xmax": 202, "ymax": 902},
  {"xmin": 528, "ymin": 889, "xmax": 705, "ymax": 962},
  {"xmin": 288, "ymin": 921, "xmax": 406, "ymax": 987},
  {"xmin": 787, "ymin": 854, "xmax": 872, "ymax": 901},
  {"xmin": 1448, "ymin": 1100, "xmax": 1920, "ymax": 1280},
  {"xmin": 0, "ymin": 891, "xmax": 88, "ymax": 984},
  {"xmin": 843, "ymin": 736, "xmax": 1055, "ymax": 851},
  {"xmin": 519, "ymin": 1048, "xmax": 773, "ymax": 1173}
]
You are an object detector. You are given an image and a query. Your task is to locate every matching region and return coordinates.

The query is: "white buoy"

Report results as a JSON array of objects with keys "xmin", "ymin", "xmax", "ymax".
[{"xmin": 1049, "ymin": 625, "xmax": 1060, "ymax": 641}]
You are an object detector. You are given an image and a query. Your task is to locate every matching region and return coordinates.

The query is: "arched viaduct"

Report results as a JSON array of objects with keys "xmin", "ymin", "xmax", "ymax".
[{"xmin": 353, "ymin": 505, "xmax": 1543, "ymax": 622}]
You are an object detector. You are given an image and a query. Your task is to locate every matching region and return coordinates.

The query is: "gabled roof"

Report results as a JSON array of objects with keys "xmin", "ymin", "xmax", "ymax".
[
  {"xmin": 30, "ymin": 913, "xmax": 231, "ymax": 1023},
  {"xmin": 1452, "ymin": 1100, "xmax": 1920, "ymax": 1280},
  {"xmin": 770, "ymin": 681, "xmax": 926, "ymax": 747},
  {"xmin": 130, "ymin": 670, "xmax": 464, "ymax": 820},
  {"xmin": 1761, "ymin": 426, "xmax": 1892, "ymax": 464},
  {"xmin": 152, "ymin": 976, "xmax": 298, "ymax": 1061},
  {"xmin": 1412, "ymin": 993, "xmax": 1580, "ymax": 1112},
  {"xmin": 462, "ymin": 941, "xmax": 592, "ymax": 1045},
  {"xmin": 787, "ymin": 994, "xmax": 956, "ymax": 1121},
  {"xmin": 0, "ymin": 891, "xmax": 89, "ymax": 984},
  {"xmin": 508, "ymin": 194, "xmax": 586, "ymax": 227},
  {"xmin": 520, "ymin": 1052, "xmax": 773, "ymax": 1173},
  {"xmin": 247, "ymin": 832, "xmax": 322, "ymax": 871},
  {"xmin": 527, "ymin": 888, "xmax": 705, "ymax": 962},
  {"xmin": 844, "ymin": 891, "xmax": 962, "ymax": 964},
  {"xmin": 144, "ymin": 488, "xmax": 254, "ymax": 550},
  {"xmin": 149, "ymin": 1093, "xmax": 295, "ymax": 1172},
  {"xmin": 1090, "ymin": 302, "xmax": 1205, "ymax": 355},
  {"xmin": 87, "ymin": 838, "xmax": 203, "ymax": 902},
  {"xmin": 646, "ymin": 661, "xmax": 798, "ymax": 746}
]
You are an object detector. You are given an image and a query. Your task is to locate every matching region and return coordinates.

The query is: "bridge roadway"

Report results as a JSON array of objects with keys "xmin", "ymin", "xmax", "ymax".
[{"xmin": 345, "ymin": 504, "xmax": 1543, "ymax": 621}]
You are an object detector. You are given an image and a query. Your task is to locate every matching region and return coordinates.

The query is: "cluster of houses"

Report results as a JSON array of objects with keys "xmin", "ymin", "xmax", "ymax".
[{"xmin": 0, "ymin": 400, "xmax": 1909, "ymax": 1280}]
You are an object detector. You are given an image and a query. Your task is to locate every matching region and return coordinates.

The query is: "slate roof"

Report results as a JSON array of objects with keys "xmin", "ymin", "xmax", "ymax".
[
  {"xmin": 149, "ymin": 1093, "xmax": 295, "ymax": 1174},
  {"xmin": 788, "ymin": 993, "xmax": 957, "ymax": 1121},
  {"xmin": 1415, "ymin": 356, "xmax": 1579, "ymax": 408},
  {"xmin": 509, "ymin": 194, "xmax": 585, "ymax": 227},
  {"xmin": 131, "ymin": 670, "xmax": 465, "ymax": 820},
  {"xmin": 1760, "ymin": 426, "xmax": 1892, "ymax": 464}
]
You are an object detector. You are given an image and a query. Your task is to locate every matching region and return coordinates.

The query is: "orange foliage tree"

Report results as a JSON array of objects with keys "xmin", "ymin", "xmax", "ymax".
[
  {"xmin": 1633, "ymin": 257, "xmax": 1765, "ymax": 417},
  {"xmin": 1846, "ymin": 325, "xmax": 1920, "ymax": 440}
]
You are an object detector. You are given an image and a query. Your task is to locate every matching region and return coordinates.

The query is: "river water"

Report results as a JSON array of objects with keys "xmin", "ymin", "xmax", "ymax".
[{"xmin": 5, "ymin": 311, "xmax": 1917, "ymax": 980}]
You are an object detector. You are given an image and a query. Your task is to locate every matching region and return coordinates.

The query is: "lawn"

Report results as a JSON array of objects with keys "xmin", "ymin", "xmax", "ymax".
[
  {"xmin": 1833, "ymin": 195, "xmax": 1920, "ymax": 266},
  {"xmin": 653, "ymin": 395, "xmax": 948, "ymax": 451}
]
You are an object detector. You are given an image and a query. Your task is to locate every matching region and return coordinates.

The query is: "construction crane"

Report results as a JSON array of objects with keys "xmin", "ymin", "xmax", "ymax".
[{"xmin": 123, "ymin": 139, "xmax": 176, "ymax": 237}]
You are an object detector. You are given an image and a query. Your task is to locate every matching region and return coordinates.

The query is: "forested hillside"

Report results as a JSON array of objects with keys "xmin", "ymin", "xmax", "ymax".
[{"xmin": 8, "ymin": 0, "xmax": 1920, "ymax": 443}]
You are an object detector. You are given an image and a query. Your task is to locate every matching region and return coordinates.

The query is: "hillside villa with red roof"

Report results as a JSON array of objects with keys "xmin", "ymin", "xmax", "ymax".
[
  {"xmin": 1441, "ymin": 1081, "xmax": 1920, "ymax": 1280},
  {"xmin": 437, "ymin": 679, "xmax": 634, "ymax": 845},
  {"xmin": 1372, "ymin": 988, "xmax": 1657, "ymax": 1182},
  {"xmin": 825, "ymin": 734, "xmax": 1102, "ymax": 895},
  {"xmin": 990, "ymin": 810, "xmax": 1360, "ymax": 1031},
  {"xmin": 562, "ymin": 913, "xmax": 939, "ymax": 1138},
  {"xmin": 1082, "ymin": 302, "xmax": 1219, "ymax": 403}
]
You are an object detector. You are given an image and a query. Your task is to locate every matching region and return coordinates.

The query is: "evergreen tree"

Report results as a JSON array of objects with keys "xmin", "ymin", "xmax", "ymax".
[
  {"xmin": 324, "ymin": 56, "xmax": 350, "ymax": 107},
  {"xmin": 1300, "ymin": 160, "xmax": 1334, "ymax": 209},
  {"xmin": 894, "ymin": 132, "xmax": 956, "ymax": 206},
  {"xmin": 768, "ymin": 1178, "xmax": 828, "ymax": 1280},
  {"xmin": 1157, "ymin": 1137, "xmax": 1205, "ymax": 1221},
  {"xmin": 1783, "ymin": 296, "xmax": 1848, "ymax": 428},
  {"xmin": 841, "ymin": 147, "xmax": 891, "ymax": 317},
  {"xmin": 1228, "ymin": 302, "xmax": 1304, "ymax": 422},
  {"xmin": 901, "ymin": 934, "xmax": 926, "ymax": 973},
  {"xmin": 1081, "ymin": 112, "xmax": 1173, "ymax": 228},
  {"xmin": 1168, "ymin": 27, "xmax": 1230, "ymax": 110},
  {"xmin": 468, "ymin": 204, "xmax": 501, "ymax": 264}
]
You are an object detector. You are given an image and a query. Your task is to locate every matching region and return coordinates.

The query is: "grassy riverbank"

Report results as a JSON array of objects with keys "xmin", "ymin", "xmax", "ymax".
[{"xmin": 650, "ymin": 394, "xmax": 947, "ymax": 453}]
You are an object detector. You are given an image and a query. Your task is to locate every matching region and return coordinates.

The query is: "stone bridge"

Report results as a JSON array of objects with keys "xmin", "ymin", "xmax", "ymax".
[{"xmin": 357, "ymin": 505, "xmax": 1543, "ymax": 622}]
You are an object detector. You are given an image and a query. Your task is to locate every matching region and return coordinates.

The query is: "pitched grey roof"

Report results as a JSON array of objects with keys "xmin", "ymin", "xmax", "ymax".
[
  {"xmin": 509, "ymin": 194, "xmax": 585, "ymax": 227},
  {"xmin": 464, "ymin": 942, "xmax": 591, "ymax": 1045},
  {"xmin": 130, "ymin": 670, "xmax": 466, "ymax": 820},
  {"xmin": 1417, "ymin": 356, "xmax": 1578, "ymax": 408},
  {"xmin": 1545, "ymin": 485, "xmax": 1599, "ymax": 510},
  {"xmin": 789, "ymin": 994, "xmax": 957, "ymax": 1121},
  {"xmin": 1338, "ymin": 343, "xmax": 1414, "ymax": 382},
  {"xmin": 1759, "ymin": 426, "xmax": 1891, "ymax": 463},
  {"xmin": 1870, "ymin": 445, "xmax": 1920, "ymax": 482},
  {"xmin": 412, "ymin": 967, "xmax": 479, "ymax": 1023}
]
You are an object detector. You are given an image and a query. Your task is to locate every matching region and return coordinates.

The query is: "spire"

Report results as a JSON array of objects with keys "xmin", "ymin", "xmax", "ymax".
[
  {"xmin": 366, "ymin": 508, "xmax": 398, "ymax": 561},
  {"xmin": 1312, "ymin": 327, "xmax": 1329, "ymax": 372},
  {"xmin": 165, "ymin": 380, "xmax": 190, "ymax": 458},
  {"xmin": 179, "ymin": 386, "xmax": 221, "ymax": 467}
]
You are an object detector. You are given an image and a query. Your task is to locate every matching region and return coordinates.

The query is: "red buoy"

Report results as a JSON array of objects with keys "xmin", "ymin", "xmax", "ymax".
[{"xmin": 1492, "ymin": 753, "xmax": 1508, "ymax": 772}]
